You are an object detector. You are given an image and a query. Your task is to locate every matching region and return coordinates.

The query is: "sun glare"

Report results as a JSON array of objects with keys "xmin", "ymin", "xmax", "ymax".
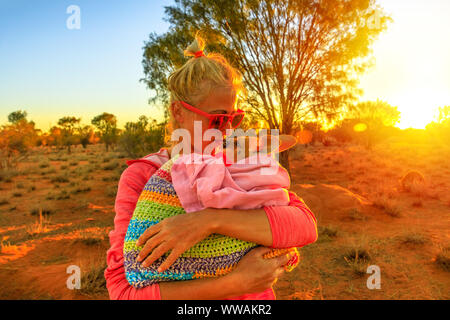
[
  {"xmin": 359, "ymin": 0, "xmax": 450, "ymax": 130},
  {"xmin": 391, "ymin": 89, "xmax": 444, "ymax": 129}
]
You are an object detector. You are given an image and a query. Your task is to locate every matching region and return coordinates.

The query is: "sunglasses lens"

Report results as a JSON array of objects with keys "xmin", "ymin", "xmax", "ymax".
[
  {"xmin": 231, "ymin": 113, "xmax": 244, "ymax": 128},
  {"xmin": 210, "ymin": 116, "xmax": 223, "ymax": 129}
]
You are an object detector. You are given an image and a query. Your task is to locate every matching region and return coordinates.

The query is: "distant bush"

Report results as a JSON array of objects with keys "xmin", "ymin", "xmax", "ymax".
[
  {"xmin": 30, "ymin": 207, "xmax": 54, "ymax": 216},
  {"xmin": 119, "ymin": 116, "xmax": 166, "ymax": 158},
  {"xmin": 426, "ymin": 106, "xmax": 450, "ymax": 145},
  {"xmin": 51, "ymin": 175, "xmax": 69, "ymax": 183},
  {"xmin": 0, "ymin": 111, "xmax": 39, "ymax": 169},
  {"xmin": 326, "ymin": 100, "xmax": 401, "ymax": 149}
]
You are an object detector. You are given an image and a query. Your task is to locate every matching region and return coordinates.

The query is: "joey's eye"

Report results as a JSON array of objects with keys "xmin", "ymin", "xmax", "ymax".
[{"xmin": 210, "ymin": 117, "xmax": 223, "ymax": 128}]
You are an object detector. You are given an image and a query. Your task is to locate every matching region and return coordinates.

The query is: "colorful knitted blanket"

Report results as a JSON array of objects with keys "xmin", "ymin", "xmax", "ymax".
[{"xmin": 123, "ymin": 155, "xmax": 299, "ymax": 288}]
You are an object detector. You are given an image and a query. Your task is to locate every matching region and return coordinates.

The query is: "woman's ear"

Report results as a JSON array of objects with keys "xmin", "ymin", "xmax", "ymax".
[{"xmin": 170, "ymin": 102, "xmax": 184, "ymax": 124}]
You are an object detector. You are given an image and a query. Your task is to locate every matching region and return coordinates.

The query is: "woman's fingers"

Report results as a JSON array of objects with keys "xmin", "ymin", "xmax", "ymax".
[
  {"xmin": 137, "ymin": 234, "xmax": 164, "ymax": 262},
  {"xmin": 274, "ymin": 252, "xmax": 292, "ymax": 268},
  {"xmin": 141, "ymin": 241, "xmax": 171, "ymax": 268},
  {"xmin": 136, "ymin": 223, "xmax": 162, "ymax": 247},
  {"xmin": 252, "ymin": 246, "xmax": 274, "ymax": 257},
  {"xmin": 158, "ymin": 248, "xmax": 183, "ymax": 272}
]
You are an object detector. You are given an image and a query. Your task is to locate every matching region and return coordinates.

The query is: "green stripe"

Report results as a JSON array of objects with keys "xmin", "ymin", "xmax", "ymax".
[
  {"xmin": 132, "ymin": 200, "xmax": 185, "ymax": 221},
  {"xmin": 124, "ymin": 234, "xmax": 257, "ymax": 258}
]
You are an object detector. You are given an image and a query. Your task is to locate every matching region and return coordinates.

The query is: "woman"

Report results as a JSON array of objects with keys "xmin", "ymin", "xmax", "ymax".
[{"xmin": 104, "ymin": 35, "xmax": 318, "ymax": 299}]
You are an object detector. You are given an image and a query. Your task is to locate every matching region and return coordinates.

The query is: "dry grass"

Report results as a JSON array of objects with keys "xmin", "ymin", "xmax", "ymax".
[
  {"xmin": 318, "ymin": 225, "xmax": 338, "ymax": 242},
  {"xmin": 79, "ymin": 260, "xmax": 108, "ymax": 296},
  {"xmin": 26, "ymin": 210, "xmax": 52, "ymax": 236},
  {"xmin": 342, "ymin": 247, "xmax": 372, "ymax": 277},
  {"xmin": 372, "ymin": 197, "xmax": 402, "ymax": 217},
  {"xmin": 398, "ymin": 232, "xmax": 427, "ymax": 246},
  {"xmin": 435, "ymin": 248, "xmax": 450, "ymax": 272}
]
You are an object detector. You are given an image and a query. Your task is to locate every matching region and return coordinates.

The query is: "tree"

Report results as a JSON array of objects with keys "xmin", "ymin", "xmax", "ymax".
[
  {"xmin": 119, "ymin": 116, "xmax": 166, "ymax": 158},
  {"xmin": 8, "ymin": 110, "xmax": 28, "ymax": 124},
  {"xmin": 346, "ymin": 99, "xmax": 400, "ymax": 149},
  {"xmin": 57, "ymin": 116, "xmax": 81, "ymax": 154},
  {"xmin": 77, "ymin": 125, "xmax": 96, "ymax": 149},
  {"xmin": 47, "ymin": 126, "xmax": 63, "ymax": 148},
  {"xmin": 1, "ymin": 111, "xmax": 38, "ymax": 169},
  {"xmin": 435, "ymin": 106, "xmax": 450, "ymax": 125},
  {"xmin": 91, "ymin": 113, "xmax": 119, "ymax": 152},
  {"xmin": 141, "ymin": 0, "xmax": 391, "ymax": 172},
  {"xmin": 426, "ymin": 106, "xmax": 450, "ymax": 145}
]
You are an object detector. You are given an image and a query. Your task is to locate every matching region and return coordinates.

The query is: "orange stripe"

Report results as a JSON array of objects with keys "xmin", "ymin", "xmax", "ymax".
[{"xmin": 138, "ymin": 190, "xmax": 182, "ymax": 207}]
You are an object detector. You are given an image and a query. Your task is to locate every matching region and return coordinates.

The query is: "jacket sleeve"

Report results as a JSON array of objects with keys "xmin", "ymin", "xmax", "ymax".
[
  {"xmin": 104, "ymin": 162, "xmax": 161, "ymax": 300},
  {"xmin": 264, "ymin": 191, "xmax": 318, "ymax": 249}
]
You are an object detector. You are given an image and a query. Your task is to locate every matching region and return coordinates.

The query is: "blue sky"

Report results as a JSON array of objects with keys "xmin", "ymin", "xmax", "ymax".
[
  {"xmin": 0, "ymin": 0, "xmax": 172, "ymax": 130},
  {"xmin": 1, "ymin": 0, "xmax": 449, "ymax": 130}
]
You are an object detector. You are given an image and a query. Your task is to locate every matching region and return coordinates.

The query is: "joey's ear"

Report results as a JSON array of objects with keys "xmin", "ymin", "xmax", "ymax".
[
  {"xmin": 277, "ymin": 135, "xmax": 297, "ymax": 152},
  {"xmin": 258, "ymin": 135, "xmax": 297, "ymax": 154}
]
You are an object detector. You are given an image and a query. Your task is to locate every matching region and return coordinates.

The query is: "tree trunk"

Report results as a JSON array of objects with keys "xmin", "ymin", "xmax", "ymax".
[{"xmin": 279, "ymin": 149, "xmax": 291, "ymax": 176}]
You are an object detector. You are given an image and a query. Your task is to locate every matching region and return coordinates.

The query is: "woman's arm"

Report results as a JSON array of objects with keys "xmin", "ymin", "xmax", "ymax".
[
  {"xmin": 138, "ymin": 191, "xmax": 318, "ymax": 271},
  {"xmin": 264, "ymin": 191, "xmax": 318, "ymax": 248},
  {"xmin": 206, "ymin": 191, "xmax": 317, "ymax": 248}
]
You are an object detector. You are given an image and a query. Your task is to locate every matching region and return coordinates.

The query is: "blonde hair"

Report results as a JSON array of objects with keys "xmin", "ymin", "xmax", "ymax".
[{"xmin": 167, "ymin": 33, "xmax": 245, "ymax": 130}]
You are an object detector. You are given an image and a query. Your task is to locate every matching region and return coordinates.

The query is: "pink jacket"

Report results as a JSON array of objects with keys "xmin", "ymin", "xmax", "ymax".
[
  {"xmin": 172, "ymin": 153, "xmax": 291, "ymax": 213},
  {"xmin": 104, "ymin": 148, "xmax": 318, "ymax": 300}
]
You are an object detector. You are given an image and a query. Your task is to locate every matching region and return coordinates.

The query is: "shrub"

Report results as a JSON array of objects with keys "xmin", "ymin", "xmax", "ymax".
[
  {"xmin": 51, "ymin": 175, "xmax": 69, "ymax": 183},
  {"xmin": 343, "ymin": 247, "xmax": 371, "ymax": 277},
  {"xmin": 119, "ymin": 116, "xmax": 166, "ymax": 158},
  {"xmin": 30, "ymin": 207, "xmax": 54, "ymax": 216},
  {"xmin": 399, "ymin": 233, "xmax": 427, "ymax": 246},
  {"xmin": 72, "ymin": 186, "xmax": 91, "ymax": 194},
  {"xmin": 318, "ymin": 225, "xmax": 338, "ymax": 241},
  {"xmin": 102, "ymin": 162, "xmax": 117, "ymax": 171},
  {"xmin": 79, "ymin": 261, "xmax": 108, "ymax": 296},
  {"xmin": 435, "ymin": 248, "xmax": 450, "ymax": 272}
]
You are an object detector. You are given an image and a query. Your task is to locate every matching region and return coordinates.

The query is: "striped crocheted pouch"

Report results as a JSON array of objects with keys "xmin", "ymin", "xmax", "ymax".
[{"xmin": 123, "ymin": 156, "xmax": 298, "ymax": 288}]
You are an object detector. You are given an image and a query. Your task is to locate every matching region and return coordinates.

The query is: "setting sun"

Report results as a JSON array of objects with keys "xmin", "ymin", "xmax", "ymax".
[{"xmin": 359, "ymin": 0, "xmax": 450, "ymax": 129}]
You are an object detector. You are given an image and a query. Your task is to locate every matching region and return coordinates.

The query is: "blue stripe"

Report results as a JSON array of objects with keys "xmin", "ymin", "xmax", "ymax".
[{"xmin": 124, "ymin": 219, "xmax": 159, "ymax": 242}]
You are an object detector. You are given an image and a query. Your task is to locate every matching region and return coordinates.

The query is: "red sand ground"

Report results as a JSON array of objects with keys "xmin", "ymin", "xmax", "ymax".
[{"xmin": 0, "ymin": 141, "xmax": 449, "ymax": 299}]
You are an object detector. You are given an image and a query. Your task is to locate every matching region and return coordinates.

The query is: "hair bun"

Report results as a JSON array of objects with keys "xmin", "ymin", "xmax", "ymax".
[{"xmin": 184, "ymin": 33, "xmax": 206, "ymax": 58}]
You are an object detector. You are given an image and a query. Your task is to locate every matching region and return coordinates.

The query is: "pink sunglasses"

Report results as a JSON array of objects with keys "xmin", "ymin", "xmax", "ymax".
[{"xmin": 172, "ymin": 100, "xmax": 245, "ymax": 130}]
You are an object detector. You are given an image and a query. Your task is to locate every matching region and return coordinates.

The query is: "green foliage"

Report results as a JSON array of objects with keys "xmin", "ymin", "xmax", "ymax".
[
  {"xmin": 8, "ymin": 110, "xmax": 28, "ymax": 124},
  {"xmin": 91, "ymin": 113, "xmax": 120, "ymax": 151},
  {"xmin": 77, "ymin": 125, "xmax": 96, "ymax": 149},
  {"xmin": 57, "ymin": 116, "xmax": 81, "ymax": 154},
  {"xmin": 1, "ymin": 112, "xmax": 39, "ymax": 169},
  {"xmin": 141, "ymin": 0, "xmax": 391, "ymax": 171},
  {"xmin": 119, "ymin": 115, "xmax": 166, "ymax": 158}
]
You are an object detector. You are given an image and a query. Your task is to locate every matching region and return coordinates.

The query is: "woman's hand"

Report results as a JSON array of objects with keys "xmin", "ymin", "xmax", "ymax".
[
  {"xmin": 224, "ymin": 246, "xmax": 293, "ymax": 296},
  {"xmin": 136, "ymin": 210, "xmax": 213, "ymax": 271}
]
